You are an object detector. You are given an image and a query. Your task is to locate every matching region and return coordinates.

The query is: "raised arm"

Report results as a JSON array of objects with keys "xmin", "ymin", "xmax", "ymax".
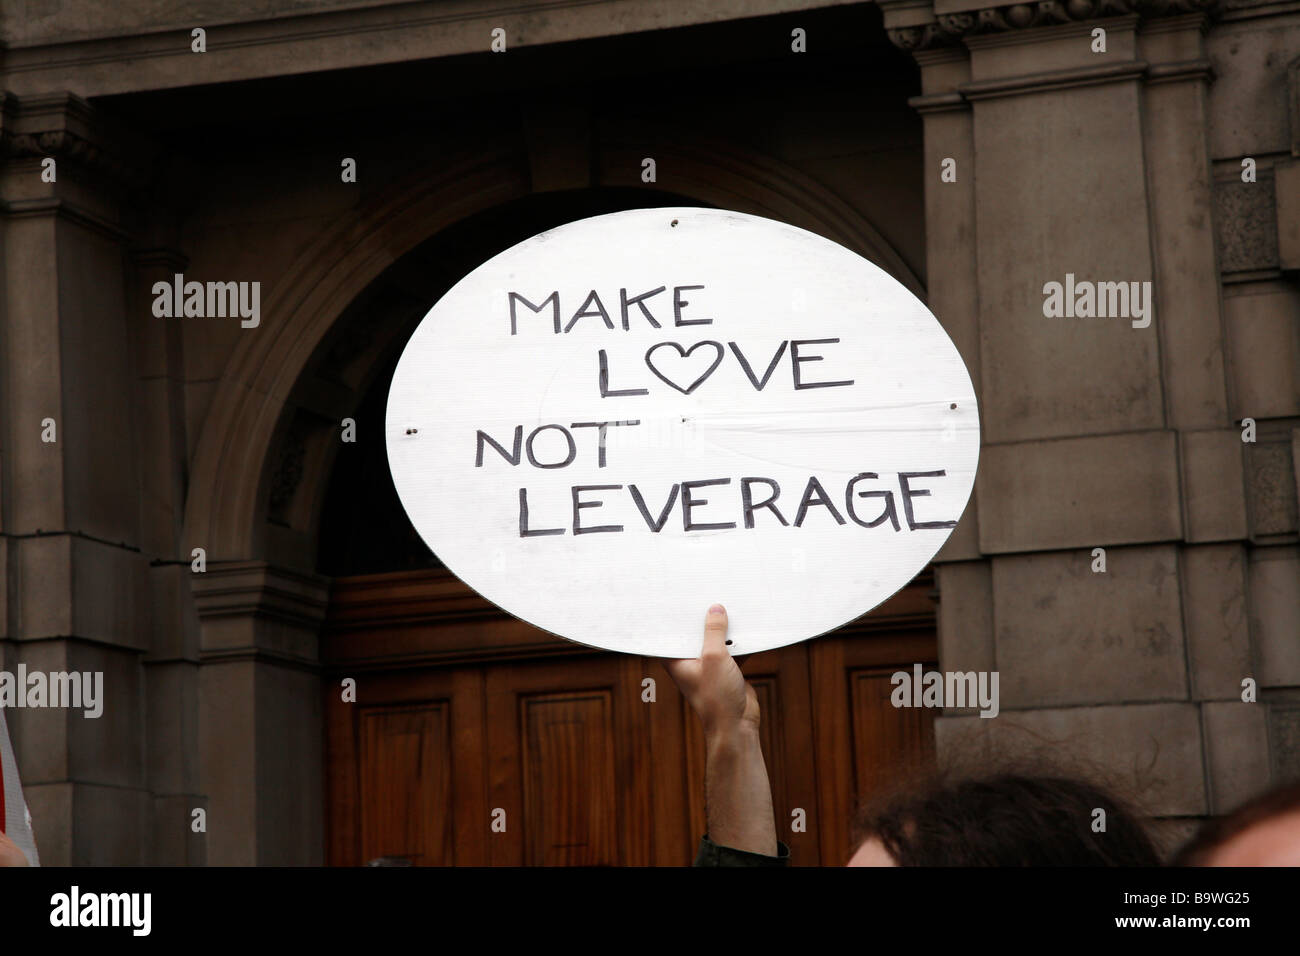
[{"xmin": 664, "ymin": 604, "xmax": 780, "ymax": 859}]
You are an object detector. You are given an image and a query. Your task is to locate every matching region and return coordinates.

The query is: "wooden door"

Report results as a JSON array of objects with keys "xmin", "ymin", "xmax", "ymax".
[{"xmin": 323, "ymin": 568, "xmax": 937, "ymax": 866}]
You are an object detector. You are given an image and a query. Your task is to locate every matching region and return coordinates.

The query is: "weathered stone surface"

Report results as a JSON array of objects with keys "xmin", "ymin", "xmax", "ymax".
[
  {"xmin": 1267, "ymin": 697, "xmax": 1300, "ymax": 783},
  {"xmin": 198, "ymin": 660, "xmax": 256, "ymax": 867},
  {"xmin": 198, "ymin": 657, "xmax": 324, "ymax": 865},
  {"xmin": 1276, "ymin": 160, "xmax": 1300, "ymax": 271},
  {"xmin": 1248, "ymin": 547, "xmax": 1300, "ymax": 687},
  {"xmin": 1144, "ymin": 74, "xmax": 1229, "ymax": 431},
  {"xmin": 978, "ymin": 432, "xmax": 1181, "ymax": 553},
  {"xmin": 934, "ymin": 703, "xmax": 1206, "ymax": 816},
  {"xmin": 9, "ymin": 534, "xmax": 149, "ymax": 651},
  {"xmin": 1224, "ymin": 283, "xmax": 1300, "ymax": 422},
  {"xmin": 993, "ymin": 546, "xmax": 1187, "ymax": 708},
  {"xmin": 971, "ymin": 81, "xmax": 1164, "ymax": 444},
  {"xmin": 1246, "ymin": 440, "xmax": 1299, "ymax": 538},
  {"xmin": 10, "ymin": 640, "xmax": 144, "ymax": 789},
  {"xmin": 1183, "ymin": 545, "xmax": 1252, "ymax": 701},
  {"xmin": 937, "ymin": 560, "xmax": 993, "ymax": 715},
  {"xmin": 146, "ymin": 661, "xmax": 201, "ymax": 795},
  {"xmin": 152, "ymin": 793, "xmax": 208, "ymax": 866},
  {"xmin": 1181, "ymin": 430, "xmax": 1248, "ymax": 544},
  {"xmin": 147, "ymin": 563, "xmax": 201, "ymax": 661},
  {"xmin": 1203, "ymin": 701, "xmax": 1271, "ymax": 813},
  {"xmin": 1214, "ymin": 177, "xmax": 1279, "ymax": 273},
  {"xmin": 1206, "ymin": 17, "xmax": 1300, "ymax": 159},
  {"xmin": 24, "ymin": 781, "xmax": 151, "ymax": 866}
]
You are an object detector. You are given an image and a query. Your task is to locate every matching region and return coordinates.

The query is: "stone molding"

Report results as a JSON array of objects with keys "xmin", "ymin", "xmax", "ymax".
[
  {"xmin": 0, "ymin": 90, "xmax": 154, "ymax": 190},
  {"xmin": 0, "ymin": 0, "xmax": 861, "ymax": 98},
  {"xmin": 190, "ymin": 560, "xmax": 330, "ymax": 631},
  {"xmin": 884, "ymin": 0, "xmax": 1219, "ymax": 50}
]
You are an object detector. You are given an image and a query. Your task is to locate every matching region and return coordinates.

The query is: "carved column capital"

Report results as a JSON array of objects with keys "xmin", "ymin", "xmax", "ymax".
[{"xmin": 0, "ymin": 91, "xmax": 155, "ymax": 189}]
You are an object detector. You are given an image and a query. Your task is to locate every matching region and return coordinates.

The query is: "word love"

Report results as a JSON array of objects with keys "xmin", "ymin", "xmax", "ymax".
[
  {"xmin": 601, "ymin": 339, "xmax": 854, "ymax": 396},
  {"xmin": 517, "ymin": 471, "xmax": 958, "ymax": 537}
]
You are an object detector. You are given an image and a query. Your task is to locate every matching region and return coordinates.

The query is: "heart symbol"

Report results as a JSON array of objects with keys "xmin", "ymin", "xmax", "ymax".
[{"xmin": 644, "ymin": 341, "xmax": 724, "ymax": 395}]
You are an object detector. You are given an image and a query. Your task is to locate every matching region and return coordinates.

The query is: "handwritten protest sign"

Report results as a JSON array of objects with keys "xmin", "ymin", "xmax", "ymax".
[{"xmin": 386, "ymin": 208, "xmax": 979, "ymax": 657}]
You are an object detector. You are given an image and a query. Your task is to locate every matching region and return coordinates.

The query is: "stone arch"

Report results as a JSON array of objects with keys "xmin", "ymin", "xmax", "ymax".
[{"xmin": 183, "ymin": 133, "xmax": 923, "ymax": 561}]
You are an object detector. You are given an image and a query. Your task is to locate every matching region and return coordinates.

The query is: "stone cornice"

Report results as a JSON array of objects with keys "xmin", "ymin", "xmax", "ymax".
[
  {"xmin": 907, "ymin": 54, "xmax": 1213, "ymax": 110},
  {"xmin": 0, "ymin": 0, "xmax": 863, "ymax": 98},
  {"xmin": 0, "ymin": 196, "xmax": 129, "ymax": 241},
  {"xmin": 191, "ymin": 560, "xmax": 331, "ymax": 628},
  {"xmin": 0, "ymin": 91, "xmax": 154, "ymax": 188},
  {"xmin": 884, "ymin": 0, "xmax": 1220, "ymax": 50}
]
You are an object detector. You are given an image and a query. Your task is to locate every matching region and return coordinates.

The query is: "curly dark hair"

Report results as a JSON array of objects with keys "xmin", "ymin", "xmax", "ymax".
[{"xmin": 852, "ymin": 772, "xmax": 1161, "ymax": 866}]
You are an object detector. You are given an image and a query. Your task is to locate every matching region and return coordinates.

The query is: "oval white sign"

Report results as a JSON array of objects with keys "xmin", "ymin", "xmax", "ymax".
[{"xmin": 386, "ymin": 207, "xmax": 979, "ymax": 657}]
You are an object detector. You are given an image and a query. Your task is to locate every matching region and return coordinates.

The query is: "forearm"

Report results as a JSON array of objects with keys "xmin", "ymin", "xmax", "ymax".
[{"xmin": 703, "ymin": 720, "xmax": 778, "ymax": 857}]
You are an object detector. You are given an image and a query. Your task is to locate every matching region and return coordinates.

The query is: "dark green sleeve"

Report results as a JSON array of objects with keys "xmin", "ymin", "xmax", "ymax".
[{"xmin": 693, "ymin": 834, "xmax": 792, "ymax": 867}]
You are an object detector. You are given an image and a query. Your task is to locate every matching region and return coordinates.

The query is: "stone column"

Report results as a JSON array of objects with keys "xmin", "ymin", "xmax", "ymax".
[
  {"xmin": 882, "ymin": 0, "xmax": 1284, "ymax": 845},
  {"xmin": 0, "ymin": 92, "xmax": 153, "ymax": 863},
  {"xmin": 130, "ymin": 236, "xmax": 211, "ymax": 865},
  {"xmin": 192, "ymin": 561, "xmax": 329, "ymax": 865}
]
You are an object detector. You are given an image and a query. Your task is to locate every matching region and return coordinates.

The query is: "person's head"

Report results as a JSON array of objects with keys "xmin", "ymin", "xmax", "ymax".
[
  {"xmin": 847, "ymin": 771, "xmax": 1160, "ymax": 866},
  {"xmin": 1173, "ymin": 781, "xmax": 1300, "ymax": 866}
]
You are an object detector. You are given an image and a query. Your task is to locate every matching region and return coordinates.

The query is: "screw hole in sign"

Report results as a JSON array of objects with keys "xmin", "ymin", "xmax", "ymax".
[{"xmin": 671, "ymin": 219, "xmax": 678, "ymax": 227}]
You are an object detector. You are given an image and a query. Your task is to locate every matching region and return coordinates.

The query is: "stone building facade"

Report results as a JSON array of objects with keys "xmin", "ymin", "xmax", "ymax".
[{"xmin": 0, "ymin": 0, "xmax": 1297, "ymax": 864}]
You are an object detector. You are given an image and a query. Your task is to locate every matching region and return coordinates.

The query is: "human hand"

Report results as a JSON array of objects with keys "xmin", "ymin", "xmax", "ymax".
[
  {"xmin": 0, "ymin": 829, "xmax": 29, "ymax": 867},
  {"xmin": 663, "ymin": 604, "xmax": 759, "ymax": 736}
]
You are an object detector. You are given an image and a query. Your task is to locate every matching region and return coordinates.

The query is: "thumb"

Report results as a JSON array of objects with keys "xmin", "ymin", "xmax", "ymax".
[{"xmin": 701, "ymin": 603, "xmax": 729, "ymax": 657}]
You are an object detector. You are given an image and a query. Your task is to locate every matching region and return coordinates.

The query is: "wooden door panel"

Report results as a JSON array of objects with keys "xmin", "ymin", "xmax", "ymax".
[
  {"xmin": 359, "ymin": 703, "xmax": 451, "ymax": 865},
  {"xmin": 485, "ymin": 655, "xmax": 653, "ymax": 866},
  {"xmin": 850, "ymin": 666, "xmax": 936, "ymax": 800},
  {"xmin": 809, "ymin": 632, "xmax": 938, "ymax": 865},
  {"xmin": 325, "ymin": 665, "xmax": 487, "ymax": 866},
  {"xmin": 521, "ymin": 691, "xmax": 618, "ymax": 866},
  {"xmin": 641, "ymin": 658, "xmax": 694, "ymax": 866}
]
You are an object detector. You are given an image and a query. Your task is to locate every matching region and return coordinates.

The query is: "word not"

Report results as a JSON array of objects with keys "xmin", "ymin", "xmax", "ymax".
[
  {"xmin": 152, "ymin": 273, "xmax": 260, "ymax": 328},
  {"xmin": 1042, "ymin": 273, "xmax": 1152, "ymax": 328},
  {"xmin": 518, "ymin": 471, "xmax": 956, "ymax": 537},
  {"xmin": 50, "ymin": 886, "xmax": 151, "ymax": 936},
  {"xmin": 0, "ymin": 666, "xmax": 102, "ymax": 718},
  {"xmin": 477, "ymin": 421, "xmax": 640, "ymax": 469},
  {"xmin": 890, "ymin": 663, "xmax": 999, "ymax": 718}
]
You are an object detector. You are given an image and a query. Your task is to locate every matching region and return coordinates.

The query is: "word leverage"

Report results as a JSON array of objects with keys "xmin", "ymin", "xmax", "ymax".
[{"xmin": 517, "ymin": 471, "xmax": 957, "ymax": 537}]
